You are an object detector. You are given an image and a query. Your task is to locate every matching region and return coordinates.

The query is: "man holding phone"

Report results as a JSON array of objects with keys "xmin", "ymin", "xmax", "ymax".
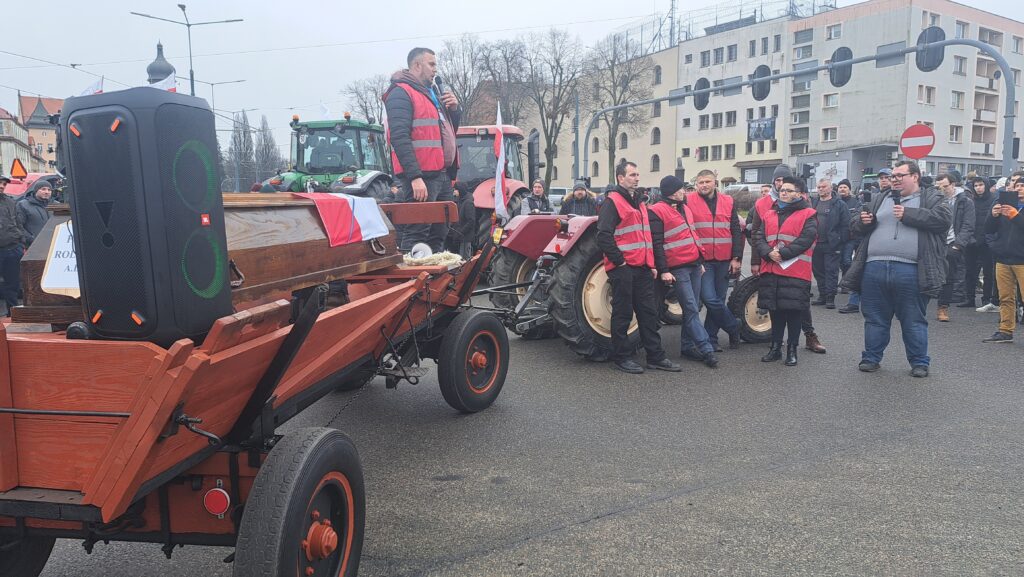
[
  {"xmin": 841, "ymin": 161, "xmax": 952, "ymax": 378},
  {"xmin": 982, "ymin": 174, "xmax": 1024, "ymax": 343}
]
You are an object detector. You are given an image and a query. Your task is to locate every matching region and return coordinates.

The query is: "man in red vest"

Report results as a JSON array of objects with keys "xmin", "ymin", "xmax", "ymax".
[
  {"xmin": 383, "ymin": 47, "xmax": 461, "ymax": 253},
  {"xmin": 596, "ymin": 161, "xmax": 681, "ymax": 375},
  {"xmin": 687, "ymin": 169, "xmax": 742, "ymax": 351}
]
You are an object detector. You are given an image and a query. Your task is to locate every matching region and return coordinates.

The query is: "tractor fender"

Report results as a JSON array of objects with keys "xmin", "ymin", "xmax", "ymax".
[
  {"xmin": 498, "ymin": 214, "xmax": 563, "ymax": 261},
  {"xmin": 473, "ymin": 178, "xmax": 528, "ymax": 209},
  {"xmin": 543, "ymin": 215, "xmax": 598, "ymax": 256}
]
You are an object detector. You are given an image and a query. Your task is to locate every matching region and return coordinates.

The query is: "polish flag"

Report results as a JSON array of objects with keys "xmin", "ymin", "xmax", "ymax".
[
  {"xmin": 493, "ymin": 105, "xmax": 509, "ymax": 223},
  {"xmin": 294, "ymin": 193, "xmax": 389, "ymax": 247},
  {"xmin": 149, "ymin": 75, "xmax": 177, "ymax": 92},
  {"xmin": 78, "ymin": 77, "xmax": 104, "ymax": 96}
]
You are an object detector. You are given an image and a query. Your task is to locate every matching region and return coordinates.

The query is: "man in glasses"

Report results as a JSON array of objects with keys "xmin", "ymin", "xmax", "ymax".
[{"xmin": 841, "ymin": 160, "xmax": 952, "ymax": 378}]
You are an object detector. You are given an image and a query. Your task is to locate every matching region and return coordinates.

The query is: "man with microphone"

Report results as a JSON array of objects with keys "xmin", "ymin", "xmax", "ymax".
[{"xmin": 384, "ymin": 47, "xmax": 462, "ymax": 252}]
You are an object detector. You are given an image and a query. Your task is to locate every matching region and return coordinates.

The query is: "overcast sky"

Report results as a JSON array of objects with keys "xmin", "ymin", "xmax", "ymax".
[{"xmin": 0, "ymin": 0, "xmax": 1017, "ymax": 151}]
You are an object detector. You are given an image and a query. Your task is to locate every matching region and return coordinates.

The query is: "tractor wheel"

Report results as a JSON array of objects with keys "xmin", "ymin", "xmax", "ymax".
[
  {"xmin": 487, "ymin": 248, "xmax": 556, "ymax": 340},
  {"xmin": 234, "ymin": 428, "xmax": 365, "ymax": 577},
  {"xmin": 437, "ymin": 310, "xmax": 509, "ymax": 413},
  {"xmin": 475, "ymin": 194, "xmax": 523, "ymax": 252},
  {"xmin": 0, "ymin": 536, "xmax": 56, "ymax": 577},
  {"xmin": 366, "ymin": 179, "xmax": 391, "ymax": 203},
  {"xmin": 727, "ymin": 276, "xmax": 772, "ymax": 343},
  {"xmin": 660, "ymin": 292, "xmax": 684, "ymax": 325},
  {"xmin": 549, "ymin": 231, "xmax": 639, "ymax": 358}
]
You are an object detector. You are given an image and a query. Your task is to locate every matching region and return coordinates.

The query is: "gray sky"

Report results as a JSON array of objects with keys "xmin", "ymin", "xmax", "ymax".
[{"xmin": 0, "ymin": 0, "xmax": 1017, "ymax": 151}]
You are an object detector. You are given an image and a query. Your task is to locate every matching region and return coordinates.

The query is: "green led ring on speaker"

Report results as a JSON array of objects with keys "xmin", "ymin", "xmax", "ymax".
[
  {"xmin": 181, "ymin": 229, "xmax": 227, "ymax": 299},
  {"xmin": 172, "ymin": 139, "xmax": 217, "ymax": 213}
]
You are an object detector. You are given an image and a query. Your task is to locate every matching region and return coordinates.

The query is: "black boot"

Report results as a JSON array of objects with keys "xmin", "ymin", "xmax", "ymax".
[
  {"xmin": 825, "ymin": 295, "xmax": 836, "ymax": 309},
  {"xmin": 761, "ymin": 343, "xmax": 783, "ymax": 362},
  {"xmin": 784, "ymin": 343, "xmax": 798, "ymax": 366}
]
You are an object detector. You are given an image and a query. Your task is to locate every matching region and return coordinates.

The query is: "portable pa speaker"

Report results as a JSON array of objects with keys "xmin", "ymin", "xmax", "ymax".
[{"xmin": 60, "ymin": 87, "xmax": 232, "ymax": 346}]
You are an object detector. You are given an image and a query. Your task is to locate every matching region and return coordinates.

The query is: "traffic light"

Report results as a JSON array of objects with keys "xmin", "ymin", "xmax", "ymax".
[
  {"xmin": 693, "ymin": 78, "xmax": 711, "ymax": 111},
  {"xmin": 916, "ymin": 26, "xmax": 946, "ymax": 72},
  {"xmin": 751, "ymin": 65, "xmax": 772, "ymax": 101},
  {"xmin": 829, "ymin": 47, "xmax": 854, "ymax": 87}
]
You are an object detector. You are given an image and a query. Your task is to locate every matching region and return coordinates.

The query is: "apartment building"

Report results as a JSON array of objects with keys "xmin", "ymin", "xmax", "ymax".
[{"xmin": 0, "ymin": 107, "xmax": 46, "ymax": 174}]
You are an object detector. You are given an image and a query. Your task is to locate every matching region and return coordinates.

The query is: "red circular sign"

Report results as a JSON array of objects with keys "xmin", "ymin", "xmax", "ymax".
[{"xmin": 899, "ymin": 124, "xmax": 936, "ymax": 160}]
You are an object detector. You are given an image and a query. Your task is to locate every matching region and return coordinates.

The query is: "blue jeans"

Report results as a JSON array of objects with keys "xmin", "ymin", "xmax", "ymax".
[
  {"xmin": 673, "ymin": 265, "xmax": 713, "ymax": 355},
  {"xmin": 861, "ymin": 260, "xmax": 930, "ymax": 367},
  {"xmin": 701, "ymin": 260, "xmax": 739, "ymax": 345},
  {"xmin": 841, "ymin": 239, "xmax": 859, "ymax": 274},
  {"xmin": 0, "ymin": 245, "xmax": 23, "ymax": 310}
]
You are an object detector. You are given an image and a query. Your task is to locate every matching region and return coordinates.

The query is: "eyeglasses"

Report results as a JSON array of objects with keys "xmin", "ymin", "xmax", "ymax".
[
  {"xmin": 889, "ymin": 173, "xmax": 911, "ymax": 180},
  {"xmin": 778, "ymin": 187, "xmax": 798, "ymax": 193}
]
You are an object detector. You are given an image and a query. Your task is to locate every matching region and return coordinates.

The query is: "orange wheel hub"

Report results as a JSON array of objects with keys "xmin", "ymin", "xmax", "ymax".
[
  {"xmin": 470, "ymin": 351, "xmax": 488, "ymax": 371},
  {"xmin": 304, "ymin": 519, "xmax": 339, "ymax": 561}
]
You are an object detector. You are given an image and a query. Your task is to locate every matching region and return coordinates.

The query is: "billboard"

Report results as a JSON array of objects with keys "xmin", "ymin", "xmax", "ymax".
[{"xmin": 747, "ymin": 117, "xmax": 776, "ymax": 142}]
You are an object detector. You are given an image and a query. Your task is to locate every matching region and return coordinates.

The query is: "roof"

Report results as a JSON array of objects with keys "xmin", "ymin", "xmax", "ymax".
[
  {"xmin": 456, "ymin": 125, "xmax": 525, "ymax": 138},
  {"xmin": 0, "ymin": 107, "xmax": 16, "ymax": 121},
  {"xmin": 18, "ymin": 96, "xmax": 63, "ymax": 125}
]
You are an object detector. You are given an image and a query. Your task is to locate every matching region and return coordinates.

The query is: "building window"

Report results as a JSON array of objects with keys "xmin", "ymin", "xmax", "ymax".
[
  {"xmin": 681, "ymin": 148, "xmax": 690, "ymax": 157},
  {"xmin": 619, "ymin": 133, "xmax": 628, "ymax": 149},
  {"xmin": 826, "ymin": 24, "xmax": 842, "ymax": 40},
  {"xmin": 772, "ymin": 69, "xmax": 781, "ymax": 84},
  {"xmin": 953, "ymin": 55, "xmax": 967, "ymax": 75},
  {"xmin": 727, "ymin": 44, "xmax": 737, "ymax": 62},
  {"xmin": 921, "ymin": 11, "xmax": 940, "ymax": 28},
  {"xmin": 794, "ymin": 45, "xmax": 813, "ymax": 60},
  {"xmin": 651, "ymin": 127, "xmax": 661, "ymax": 145},
  {"xmin": 757, "ymin": 141, "xmax": 765, "ymax": 154},
  {"xmin": 794, "ymin": 29, "xmax": 813, "ymax": 44},
  {"xmin": 774, "ymin": 34, "xmax": 782, "ymax": 52},
  {"xmin": 822, "ymin": 127, "xmax": 838, "ymax": 142},
  {"xmin": 652, "ymin": 101, "xmax": 662, "ymax": 118},
  {"xmin": 699, "ymin": 115, "xmax": 709, "ymax": 130},
  {"xmin": 651, "ymin": 154, "xmax": 660, "ymax": 172},
  {"xmin": 725, "ymin": 144, "xmax": 735, "ymax": 160},
  {"xmin": 745, "ymin": 142, "xmax": 753, "ymax": 154},
  {"xmin": 700, "ymin": 50, "xmax": 710, "ymax": 67},
  {"xmin": 749, "ymin": 39, "xmax": 757, "ymax": 57},
  {"xmin": 955, "ymin": 20, "xmax": 969, "ymax": 39},
  {"xmin": 592, "ymin": 137, "xmax": 599, "ymax": 153},
  {"xmin": 758, "ymin": 106, "xmax": 766, "ymax": 118},
  {"xmin": 792, "ymin": 111, "xmax": 810, "ymax": 124},
  {"xmin": 711, "ymin": 145, "xmax": 722, "ymax": 161},
  {"xmin": 1014, "ymin": 36, "xmax": 1023, "ymax": 54},
  {"xmin": 713, "ymin": 47, "xmax": 724, "ymax": 64},
  {"xmin": 762, "ymin": 37, "xmax": 769, "ymax": 55},
  {"xmin": 949, "ymin": 125, "xmax": 963, "ymax": 143},
  {"xmin": 592, "ymin": 161, "xmax": 599, "ymax": 177},
  {"xmin": 770, "ymin": 140, "xmax": 778, "ymax": 153},
  {"xmin": 726, "ymin": 111, "xmax": 737, "ymax": 127},
  {"xmin": 918, "ymin": 85, "xmax": 936, "ymax": 105},
  {"xmin": 979, "ymin": 27, "xmax": 1003, "ymax": 48},
  {"xmin": 653, "ymin": 65, "xmax": 662, "ymax": 85},
  {"xmin": 951, "ymin": 90, "xmax": 964, "ymax": 109},
  {"xmin": 697, "ymin": 146, "xmax": 709, "ymax": 161},
  {"xmin": 771, "ymin": 104, "xmax": 778, "ymax": 117},
  {"xmin": 791, "ymin": 127, "xmax": 809, "ymax": 141},
  {"xmin": 793, "ymin": 79, "xmax": 811, "ymax": 93},
  {"xmin": 1014, "ymin": 68, "xmax": 1022, "ymax": 86},
  {"xmin": 685, "ymin": 53, "xmax": 693, "ymax": 64},
  {"xmin": 552, "ymin": 166, "xmax": 559, "ymax": 180},
  {"xmin": 683, "ymin": 118, "xmax": 691, "ymax": 128},
  {"xmin": 791, "ymin": 144, "xmax": 809, "ymax": 155},
  {"xmin": 746, "ymin": 108, "xmax": 754, "ymax": 121},
  {"xmin": 823, "ymin": 93, "xmax": 839, "ymax": 108},
  {"xmin": 712, "ymin": 113, "xmax": 723, "ymax": 129}
]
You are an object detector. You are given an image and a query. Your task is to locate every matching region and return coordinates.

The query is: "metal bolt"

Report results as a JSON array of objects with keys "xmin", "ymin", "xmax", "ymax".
[{"xmin": 311, "ymin": 510, "xmax": 320, "ymax": 521}]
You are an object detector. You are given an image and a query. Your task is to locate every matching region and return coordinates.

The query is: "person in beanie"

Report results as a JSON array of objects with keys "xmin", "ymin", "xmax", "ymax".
[
  {"xmin": 17, "ymin": 179, "xmax": 54, "ymax": 246},
  {"xmin": 560, "ymin": 181, "xmax": 598, "ymax": 216},
  {"xmin": 963, "ymin": 176, "xmax": 998, "ymax": 311},
  {"xmin": 811, "ymin": 178, "xmax": 849, "ymax": 309},
  {"xmin": 0, "ymin": 174, "xmax": 28, "ymax": 317},
  {"xmin": 526, "ymin": 179, "xmax": 552, "ymax": 214},
  {"xmin": 649, "ymin": 175, "xmax": 718, "ymax": 368}
]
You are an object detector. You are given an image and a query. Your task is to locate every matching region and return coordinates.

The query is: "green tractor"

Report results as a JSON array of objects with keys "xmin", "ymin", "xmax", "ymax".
[{"xmin": 260, "ymin": 114, "xmax": 392, "ymax": 201}]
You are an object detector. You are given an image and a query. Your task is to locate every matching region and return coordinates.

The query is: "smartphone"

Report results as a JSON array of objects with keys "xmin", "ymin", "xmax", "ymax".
[
  {"xmin": 862, "ymin": 191, "xmax": 872, "ymax": 204},
  {"xmin": 998, "ymin": 189, "xmax": 1018, "ymax": 207}
]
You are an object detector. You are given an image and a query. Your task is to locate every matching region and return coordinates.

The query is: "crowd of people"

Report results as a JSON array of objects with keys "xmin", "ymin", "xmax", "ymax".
[{"xmin": 0, "ymin": 176, "xmax": 55, "ymax": 318}]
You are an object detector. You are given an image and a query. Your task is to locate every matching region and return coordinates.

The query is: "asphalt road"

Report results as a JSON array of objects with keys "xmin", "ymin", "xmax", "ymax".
[{"xmin": 38, "ymin": 297, "xmax": 1024, "ymax": 576}]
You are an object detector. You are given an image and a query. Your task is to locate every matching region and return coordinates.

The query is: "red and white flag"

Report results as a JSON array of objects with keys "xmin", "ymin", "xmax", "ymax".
[
  {"xmin": 493, "ymin": 105, "xmax": 509, "ymax": 223},
  {"xmin": 78, "ymin": 77, "xmax": 104, "ymax": 96},
  {"xmin": 294, "ymin": 193, "xmax": 389, "ymax": 247},
  {"xmin": 149, "ymin": 75, "xmax": 177, "ymax": 92}
]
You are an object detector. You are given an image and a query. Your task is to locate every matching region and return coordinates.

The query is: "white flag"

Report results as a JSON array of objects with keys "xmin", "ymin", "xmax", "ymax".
[
  {"xmin": 78, "ymin": 77, "xmax": 104, "ymax": 96},
  {"xmin": 494, "ymin": 105, "xmax": 509, "ymax": 223},
  {"xmin": 149, "ymin": 75, "xmax": 177, "ymax": 92},
  {"xmin": 319, "ymin": 101, "xmax": 331, "ymax": 120}
]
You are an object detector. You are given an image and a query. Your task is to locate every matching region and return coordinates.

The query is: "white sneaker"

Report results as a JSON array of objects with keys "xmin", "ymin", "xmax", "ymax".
[{"xmin": 976, "ymin": 303, "xmax": 999, "ymax": 313}]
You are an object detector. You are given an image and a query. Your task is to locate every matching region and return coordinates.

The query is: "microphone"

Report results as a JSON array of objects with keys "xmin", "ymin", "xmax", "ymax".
[
  {"xmin": 433, "ymin": 74, "xmax": 445, "ymax": 95},
  {"xmin": 890, "ymin": 189, "xmax": 901, "ymax": 206}
]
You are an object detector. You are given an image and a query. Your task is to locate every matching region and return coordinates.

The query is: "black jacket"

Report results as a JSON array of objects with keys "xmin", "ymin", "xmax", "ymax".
[
  {"xmin": 597, "ymin": 186, "xmax": 647, "ymax": 269},
  {"xmin": 17, "ymin": 193, "xmax": 51, "ymax": 245},
  {"xmin": 0, "ymin": 193, "xmax": 27, "ymax": 248},
  {"xmin": 649, "ymin": 199, "xmax": 701, "ymax": 273},
  {"xmin": 753, "ymin": 198, "xmax": 817, "ymax": 312},
  {"xmin": 811, "ymin": 195, "xmax": 850, "ymax": 250},
  {"xmin": 948, "ymin": 191, "xmax": 975, "ymax": 249},
  {"xmin": 985, "ymin": 202, "xmax": 1024, "ymax": 264},
  {"xmin": 525, "ymin": 194, "xmax": 552, "ymax": 214},
  {"xmin": 383, "ymin": 72, "xmax": 462, "ymax": 180},
  {"xmin": 969, "ymin": 189, "xmax": 995, "ymax": 247},
  {"xmin": 560, "ymin": 195, "xmax": 598, "ymax": 216}
]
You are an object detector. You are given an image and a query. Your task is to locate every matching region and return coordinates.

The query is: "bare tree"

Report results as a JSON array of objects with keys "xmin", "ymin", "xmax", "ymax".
[
  {"xmin": 227, "ymin": 110, "xmax": 256, "ymax": 191},
  {"xmin": 584, "ymin": 34, "xmax": 655, "ymax": 184},
  {"xmin": 524, "ymin": 28, "xmax": 584, "ymax": 185},
  {"xmin": 343, "ymin": 74, "xmax": 389, "ymax": 124},
  {"xmin": 438, "ymin": 34, "xmax": 487, "ymax": 124},
  {"xmin": 480, "ymin": 39, "xmax": 531, "ymax": 126},
  {"xmin": 254, "ymin": 115, "xmax": 284, "ymax": 184}
]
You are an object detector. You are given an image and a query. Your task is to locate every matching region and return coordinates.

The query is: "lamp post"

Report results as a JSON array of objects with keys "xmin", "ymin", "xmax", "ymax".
[{"xmin": 130, "ymin": 5, "xmax": 243, "ymax": 96}]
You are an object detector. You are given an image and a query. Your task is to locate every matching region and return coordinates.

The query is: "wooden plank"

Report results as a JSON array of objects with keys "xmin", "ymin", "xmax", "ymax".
[
  {"xmin": 0, "ymin": 325, "xmax": 19, "ymax": 491},
  {"xmin": 382, "ymin": 201, "xmax": 459, "ymax": 225},
  {"xmin": 14, "ymin": 417, "xmax": 119, "ymax": 490},
  {"xmin": 9, "ymin": 305, "xmax": 82, "ymax": 324},
  {"xmin": 201, "ymin": 299, "xmax": 291, "ymax": 355}
]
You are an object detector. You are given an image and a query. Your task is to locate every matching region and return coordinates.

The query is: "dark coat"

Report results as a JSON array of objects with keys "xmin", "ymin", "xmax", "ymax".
[
  {"xmin": 525, "ymin": 193, "xmax": 552, "ymax": 213},
  {"xmin": 17, "ymin": 192, "xmax": 51, "ymax": 245},
  {"xmin": 382, "ymin": 71, "xmax": 462, "ymax": 180},
  {"xmin": 811, "ymin": 195, "xmax": 849, "ymax": 250},
  {"xmin": 948, "ymin": 191, "xmax": 975, "ymax": 249},
  {"xmin": 969, "ymin": 189, "xmax": 995, "ymax": 247},
  {"xmin": 841, "ymin": 186, "xmax": 953, "ymax": 298},
  {"xmin": 0, "ymin": 193, "xmax": 27, "ymax": 247},
  {"xmin": 985, "ymin": 199, "xmax": 1024, "ymax": 265},
  {"xmin": 560, "ymin": 194, "xmax": 598, "ymax": 216},
  {"xmin": 754, "ymin": 198, "xmax": 817, "ymax": 312}
]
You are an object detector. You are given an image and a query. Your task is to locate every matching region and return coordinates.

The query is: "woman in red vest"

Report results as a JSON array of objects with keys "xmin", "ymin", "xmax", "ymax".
[{"xmin": 752, "ymin": 176, "xmax": 818, "ymax": 366}]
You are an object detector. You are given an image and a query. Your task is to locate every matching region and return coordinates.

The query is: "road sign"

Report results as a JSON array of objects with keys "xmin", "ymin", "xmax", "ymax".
[
  {"xmin": 9, "ymin": 158, "xmax": 27, "ymax": 179},
  {"xmin": 899, "ymin": 124, "xmax": 935, "ymax": 159}
]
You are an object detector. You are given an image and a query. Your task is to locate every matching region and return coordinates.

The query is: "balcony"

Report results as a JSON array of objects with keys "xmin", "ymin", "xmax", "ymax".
[
  {"xmin": 970, "ymin": 142, "xmax": 995, "ymax": 156},
  {"xmin": 974, "ymin": 108, "xmax": 998, "ymax": 123},
  {"xmin": 975, "ymin": 77, "xmax": 1000, "ymax": 92}
]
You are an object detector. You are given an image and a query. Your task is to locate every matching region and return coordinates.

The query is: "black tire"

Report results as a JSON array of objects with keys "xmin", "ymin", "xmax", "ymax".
[
  {"xmin": 660, "ymin": 292, "xmax": 684, "ymax": 325},
  {"xmin": 474, "ymin": 193, "xmax": 524, "ymax": 251},
  {"xmin": 727, "ymin": 276, "xmax": 772, "ymax": 343},
  {"xmin": 0, "ymin": 536, "xmax": 56, "ymax": 577},
  {"xmin": 549, "ymin": 231, "xmax": 640, "ymax": 358},
  {"xmin": 437, "ymin": 310, "xmax": 509, "ymax": 412},
  {"xmin": 487, "ymin": 248, "xmax": 556, "ymax": 340},
  {"xmin": 366, "ymin": 179, "xmax": 391, "ymax": 203},
  {"xmin": 234, "ymin": 428, "xmax": 365, "ymax": 577}
]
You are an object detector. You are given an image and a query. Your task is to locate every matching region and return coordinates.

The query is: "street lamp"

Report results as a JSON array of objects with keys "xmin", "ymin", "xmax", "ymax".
[{"xmin": 130, "ymin": 5, "xmax": 243, "ymax": 96}]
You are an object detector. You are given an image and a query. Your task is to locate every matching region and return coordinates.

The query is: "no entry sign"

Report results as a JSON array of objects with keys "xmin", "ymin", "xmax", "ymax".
[{"xmin": 899, "ymin": 124, "xmax": 936, "ymax": 159}]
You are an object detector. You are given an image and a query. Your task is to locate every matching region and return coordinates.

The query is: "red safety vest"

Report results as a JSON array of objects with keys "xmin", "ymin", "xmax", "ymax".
[
  {"xmin": 385, "ymin": 83, "xmax": 445, "ymax": 176},
  {"xmin": 603, "ymin": 191, "xmax": 655, "ymax": 271},
  {"xmin": 760, "ymin": 207, "xmax": 816, "ymax": 281},
  {"xmin": 686, "ymin": 192, "xmax": 735, "ymax": 261},
  {"xmin": 753, "ymin": 193, "xmax": 774, "ymax": 221},
  {"xmin": 648, "ymin": 201, "xmax": 701, "ymax": 269}
]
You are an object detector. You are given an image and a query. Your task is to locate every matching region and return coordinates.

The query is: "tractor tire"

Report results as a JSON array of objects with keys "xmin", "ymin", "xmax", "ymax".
[
  {"xmin": 549, "ymin": 231, "xmax": 640, "ymax": 358},
  {"xmin": 0, "ymin": 536, "xmax": 55, "ymax": 577},
  {"xmin": 234, "ymin": 428, "xmax": 365, "ymax": 577},
  {"xmin": 487, "ymin": 248, "xmax": 556, "ymax": 340},
  {"xmin": 475, "ymin": 194, "xmax": 523, "ymax": 252},
  {"xmin": 437, "ymin": 310, "xmax": 509, "ymax": 413},
  {"xmin": 660, "ymin": 292, "xmax": 684, "ymax": 325},
  {"xmin": 366, "ymin": 179, "xmax": 391, "ymax": 203},
  {"xmin": 727, "ymin": 276, "xmax": 772, "ymax": 343}
]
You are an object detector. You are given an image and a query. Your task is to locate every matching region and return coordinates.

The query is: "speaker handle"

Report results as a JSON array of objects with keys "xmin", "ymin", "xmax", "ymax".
[{"xmin": 229, "ymin": 259, "xmax": 245, "ymax": 288}]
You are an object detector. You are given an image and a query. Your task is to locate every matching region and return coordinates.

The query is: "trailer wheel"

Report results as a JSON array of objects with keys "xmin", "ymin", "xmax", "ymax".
[
  {"xmin": 0, "ymin": 536, "xmax": 55, "ymax": 577},
  {"xmin": 549, "ymin": 231, "xmax": 639, "ymax": 358},
  {"xmin": 488, "ymin": 248, "xmax": 556, "ymax": 340},
  {"xmin": 234, "ymin": 428, "xmax": 365, "ymax": 577},
  {"xmin": 727, "ymin": 276, "xmax": 771, "ymax": 343},
  {"xmin": 437, "ymin": 310, "xmax": 509, "ymax": 413},
  {"xmin": 660, "ymin": 293, "xmax": 684, "ymax": 325}
]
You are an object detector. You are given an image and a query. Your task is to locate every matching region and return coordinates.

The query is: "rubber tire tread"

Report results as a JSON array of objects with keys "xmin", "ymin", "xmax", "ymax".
[
  {"xmin": 0, "ymin": 537, "xmax": 55, "ymax": 577},
  {"xmin": 233, "ymin": 427, "xmax": 365, "ymax": 577},
  {"xmin": 437, "ymin": 310, "xmax": 509, "ymax": 413},
  {"xmin": 659, "ymin": 293, "xmax": 684, "ymax": 325},
  {"xmin": 366, "ymin": 179, "xmax": 391, "ymax": 203},
  {"xmin": 727, "ymin": 275, "xmax": 771, "ymax": 343},
  {"xmin": 548, "ymin": 231, "xmax": 640, "ymax": 358}
]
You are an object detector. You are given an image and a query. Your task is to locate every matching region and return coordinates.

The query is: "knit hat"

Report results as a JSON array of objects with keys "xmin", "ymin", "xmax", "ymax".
[
  {"xmin": 29, "ymin": 179, "xmax": 52, "ymax": 196},
  {"xmin": 659, "ymin": 175, "xmax": 685, "ymax": 197},
  {"xmin": 772, "ymin": 164, "xmax": 793, "ymax": 180},
  {"xmin": 837, "ymin": 179, "xmax": 852, "ymax": 189},
  {"xmin": 573, "ymin": 180, "xmax": 587, "ymax": 191}
]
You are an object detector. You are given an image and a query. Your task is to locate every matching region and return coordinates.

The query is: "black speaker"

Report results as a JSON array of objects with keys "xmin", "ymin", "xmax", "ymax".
[{"xmin": 60, "ymin": 87, "xmax": 232, "ymax": 347}]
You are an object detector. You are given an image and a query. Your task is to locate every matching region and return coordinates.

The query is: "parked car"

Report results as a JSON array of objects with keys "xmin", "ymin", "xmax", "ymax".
[{"xmin": 547, "ymin": 186, "xmax": 569, "ymax": 210}]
